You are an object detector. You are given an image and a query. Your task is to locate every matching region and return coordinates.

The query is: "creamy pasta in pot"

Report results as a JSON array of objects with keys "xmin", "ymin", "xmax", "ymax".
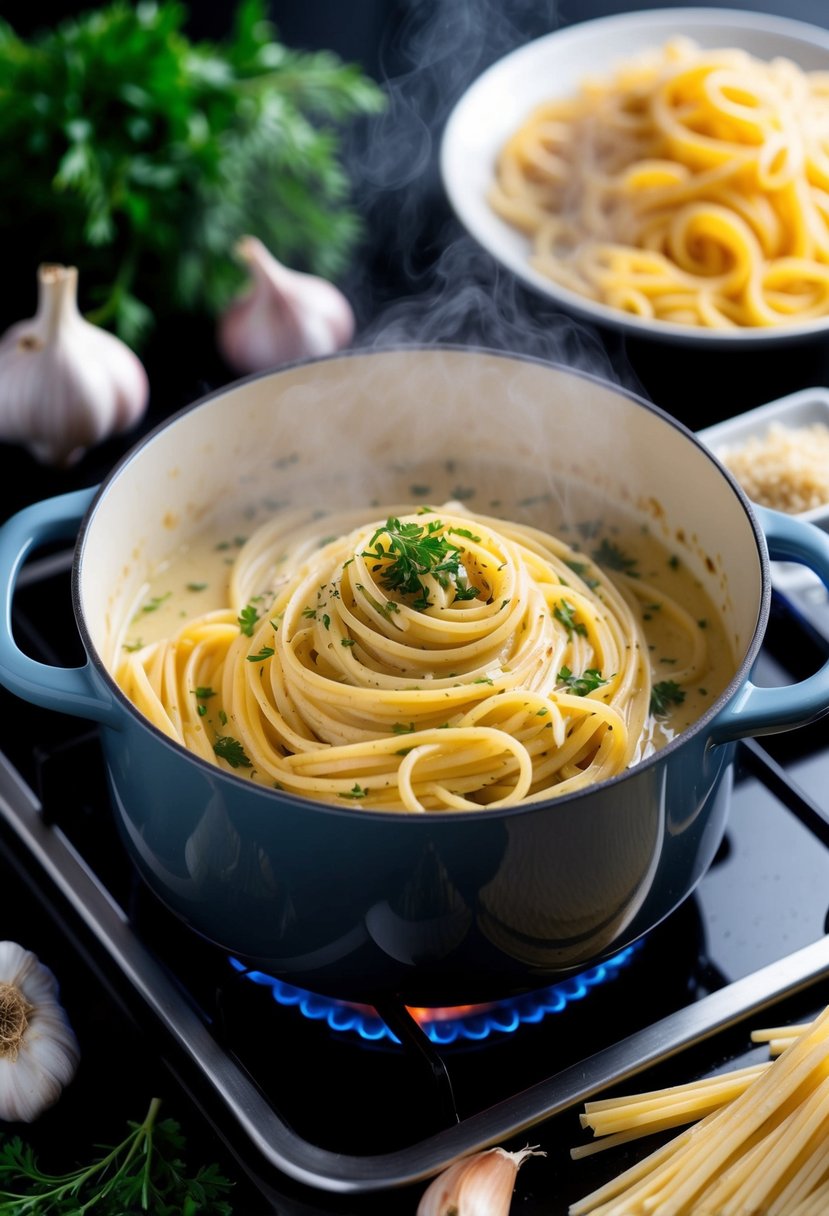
[{"xmin": 114, "ymin": 500, "xmax": 735, "ymax": 812}]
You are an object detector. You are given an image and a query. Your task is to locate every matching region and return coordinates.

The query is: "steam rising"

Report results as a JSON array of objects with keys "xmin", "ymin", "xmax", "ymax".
[{"xmin": 342, "ymin": 0, "xmax": 643, "ymax": 392}]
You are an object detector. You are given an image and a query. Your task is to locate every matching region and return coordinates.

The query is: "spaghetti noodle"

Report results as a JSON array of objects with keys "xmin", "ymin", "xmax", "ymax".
[
  {"xmin": 489, "ymin": 37, "xmax": 829, "ymax": 329},
  {"xmin": 115, "ymin": 503, "xmax": 714, "ymax": 812}
]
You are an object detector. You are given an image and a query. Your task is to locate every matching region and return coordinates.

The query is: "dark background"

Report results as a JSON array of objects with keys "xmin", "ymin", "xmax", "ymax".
[{"xmin": 3, "ymin": 0, "xmax": 829, "ymax": 518}]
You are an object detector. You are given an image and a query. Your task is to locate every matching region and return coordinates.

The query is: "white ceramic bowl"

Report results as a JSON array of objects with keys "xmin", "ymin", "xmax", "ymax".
[{"xmin": 440, "ymin": 7, "xmax": 829, "ymax": 349}]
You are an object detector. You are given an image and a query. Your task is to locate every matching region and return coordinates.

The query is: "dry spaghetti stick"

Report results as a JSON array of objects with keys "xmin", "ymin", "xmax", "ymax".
[
  {"xmin": 579, "ymin": 1069, "xmax": 768, "ymax": 1140},
  {"xmin": 581, "ymin": 1061, "xmax": 767, "ymax": 1117}
]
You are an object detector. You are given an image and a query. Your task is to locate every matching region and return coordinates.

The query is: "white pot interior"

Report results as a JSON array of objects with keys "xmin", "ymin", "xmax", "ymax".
[{"xmin": 78, "ymin": 348, "xmax": 762, "ymax": 675}]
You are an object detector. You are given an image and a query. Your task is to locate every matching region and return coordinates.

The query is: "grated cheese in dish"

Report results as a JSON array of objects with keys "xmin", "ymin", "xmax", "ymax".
[{"xmin": 719, "ymin": 421, "xmax": 829, "ymax": 514}]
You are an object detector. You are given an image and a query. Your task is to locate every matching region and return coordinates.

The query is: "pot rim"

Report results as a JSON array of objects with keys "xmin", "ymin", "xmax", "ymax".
[{"xmin": 71, "ymin": 342, "xmax": 771, "ymax": 819}]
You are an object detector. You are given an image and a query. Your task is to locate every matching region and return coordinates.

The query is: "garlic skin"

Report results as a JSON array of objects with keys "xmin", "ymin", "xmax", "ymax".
[
  {"xmin": 416, "ymin": 1145, "xmax": 546, "ymax": 1216},
  {"xmin": 217, "ymin": 235, "xmax": 355, "ymax": 374},
  {"xmin": 0, "ymin": 263, "xmax": 149, "ymax": 467},
  {"xmin": 0, "ymin": 941, "xmax": 80, "ymax": 1123}
]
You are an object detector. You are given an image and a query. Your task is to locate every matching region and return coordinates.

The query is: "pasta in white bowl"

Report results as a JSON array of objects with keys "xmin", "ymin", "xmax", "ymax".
[{"xmin": 441, "ymin": 7, "xmax": 829, "ymax": 346}]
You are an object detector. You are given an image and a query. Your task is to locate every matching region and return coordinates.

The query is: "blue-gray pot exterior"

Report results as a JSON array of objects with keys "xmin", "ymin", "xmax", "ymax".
[{"xmin": 101, "ymin": 708, "xmax": 732, "ymax": 1005}]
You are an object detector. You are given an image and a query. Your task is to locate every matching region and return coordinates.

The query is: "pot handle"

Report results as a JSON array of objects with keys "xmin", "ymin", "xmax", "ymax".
[
  {"xmin": 0, "ymin": 487, "xmax": 121, "ymax": 728},
  {"xmin": 710, "ymin": 505, "xmax": 829, "ymax": 744}
]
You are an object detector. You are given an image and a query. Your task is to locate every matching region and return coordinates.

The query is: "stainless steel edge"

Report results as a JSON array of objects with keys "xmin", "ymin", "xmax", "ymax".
[{"xmin": 1, "ymin": 752, "xmax": 828, "ymax": 1195}]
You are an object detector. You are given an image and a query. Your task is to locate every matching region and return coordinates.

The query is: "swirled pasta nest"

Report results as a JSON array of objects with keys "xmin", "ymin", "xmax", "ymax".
[{"xmin": 117, "ymin": 505, "xmax": 708, "ymax": 812}]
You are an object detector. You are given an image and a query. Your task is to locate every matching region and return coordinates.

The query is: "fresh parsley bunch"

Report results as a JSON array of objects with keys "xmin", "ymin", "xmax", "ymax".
[{"xmin": 0, "ymin": 0, "xmax": 385, "ymax": 346}]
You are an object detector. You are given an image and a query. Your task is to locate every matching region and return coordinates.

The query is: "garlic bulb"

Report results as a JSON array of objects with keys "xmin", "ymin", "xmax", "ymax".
[
  {"xmin": 0, "ymin": 263, "xmax": 149, "ymax": 467},
  {"xmin": 217, "ymin": 235, "xmax": 355, "ymax": 374},
  {"xmin": 416, "ymin": 1145, "xmax": 546, "ymax": 1216},
  {"xmin": 0, "ymin": 941, "xmax": 80, "ymax": 1123}
]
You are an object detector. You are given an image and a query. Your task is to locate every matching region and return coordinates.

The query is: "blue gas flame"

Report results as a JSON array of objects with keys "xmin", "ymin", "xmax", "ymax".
[{"xmin": 228, "ymin": 941, "xmax": 642, "ymax": 1045}]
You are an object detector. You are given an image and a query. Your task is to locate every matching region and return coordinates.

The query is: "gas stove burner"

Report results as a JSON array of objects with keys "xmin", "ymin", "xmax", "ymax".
[{"xmin": 228, "ymin": 941, "xmax": 643, "ymax": 1045}]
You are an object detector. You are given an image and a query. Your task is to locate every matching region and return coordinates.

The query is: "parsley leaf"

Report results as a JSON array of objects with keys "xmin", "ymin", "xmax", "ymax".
[
  {"xmin": 339, "ymin": 783, "xmax": 369, "ymax": 799},
  {"xmin": 592, "ymin": 538, "xmax": 639, "ymax": 576},
  {"xmin": 238, "ymin": 603, "xmax": 260, "ymax": 636},
  {"xmin": 559, "ymin": 666, "xmax": 609, "ymax": 696},
  {"xmin": 140, "ymin": 592, "xmax": 171, "ymax": 614},
  {"xmin": 554, "ymin": 600, "xmax": 588, "ymax": 638},
  {"xmin": 213, "ymin": 735, "xmax": 252, "ymax": 768},
  {"xmin": 246, "ymin": 646, "xmax": 274, "ymax": 662},
  {"xmin": 650, "ymin": 680, "xmax": 686, "ymax": 716}
]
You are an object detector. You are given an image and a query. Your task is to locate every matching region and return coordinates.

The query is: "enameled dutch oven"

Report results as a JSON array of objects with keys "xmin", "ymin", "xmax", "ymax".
[{"xmin": 1, "ymin": 347, "xmax": 828, "ymax": 1006}]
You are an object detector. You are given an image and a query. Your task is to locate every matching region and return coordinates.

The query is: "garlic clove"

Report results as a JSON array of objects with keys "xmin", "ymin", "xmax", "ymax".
[
  {"xmin": 416, "ymin": 1145, "xmax": 546, "ymax": 1216},
  {"xmin": 216, "ymin": 235, "xmax": 356, "ymax": 374},
  {"xmin": 0, "ymin": 263, "xmax": 149, "ymax": 467},
  {"xmin": 0, "ymin": 941, "xmax": 80, "ymax": 1123}
]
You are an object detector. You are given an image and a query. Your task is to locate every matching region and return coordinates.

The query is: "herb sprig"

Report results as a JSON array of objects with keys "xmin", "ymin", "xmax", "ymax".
[
  {"xmin": 0, "ymin": 0, "xmax": 385, "ymax": 346},
  {"xmin": 559, "ymin": 666, "xmax": 609, "ymax": 696},
  {"xmin": 0, "ymin": 1097, "xmax": 233, "ymax": 1214},
  {"xmin": 363, "ymin": 517, "xmax": 478, "ymax": 610}
]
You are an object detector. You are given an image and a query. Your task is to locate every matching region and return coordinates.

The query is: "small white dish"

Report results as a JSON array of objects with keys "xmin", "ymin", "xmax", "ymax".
[
  {"xmin": 697, "ymin": 388, "xmax": 829, "ymax": 528},
  {"xmin": 697, "ymin": 389, "xmax": 829, "ymax": 606},
  {"xmin": 440, "ymin": 7, "xmax": 829, "ymax": 349}
]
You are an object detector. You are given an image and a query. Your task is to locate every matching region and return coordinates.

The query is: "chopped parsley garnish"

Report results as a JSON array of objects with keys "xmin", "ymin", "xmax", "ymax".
[
  {"xmin": 559, "ymin": 666, "xmax": 609, "ymax": 696},
  {"xmin": 453, "ymin": 584, "xmax": 481, "ymax": 601},
  {"xmin": 140, "ymin": 592, "xmax": 171, "ymax": 614},
  {"xmin": 322, "ymin": 614, "xmax": 331, "ymax": 630},
  {"xmin": 301, "ymin": 607, "xmax": 317, "ymax": 620},
  {"xmin": 123, "ymin": 639, "xmax": 143, "ymax": 652},
  {"xmin": 362, "ymin": 517, "xmax": 479, "ymax": 609},
  {"xmin": 576, "ymin": 519, "xmax": 603, "ymax": 539},
  {"xmin": 592, "ymin": 538, "xmax": 639, "ymax": 576},
  {"xmin": 186, "ymin": 581, "xmax": 208, "ymax": 592},
  {"xmin": 392, "ymin": 722, "xmax": 415, "ymax": 734},
  {"xmin": 194, "ymin": 686, "xmax": 215, "ymax": 700},
  {"xmin": 238, "ymin": 603, "xmax": 260, "ymax": 636},
  {"xmin": 247, "ymin": 646, "xmax": 275, "ymax": 662},
  {"xmin": 650, "ymin": 680, "xmax": 686, "ymax": 716},
  {"xmin": 213, "ymin": 735, "xmax": 251, "ymax": 768},
  {"xmin": 554, "ymin": 600, "xmax": 588, "ymax": 638},
  {"xmin": 341, "ymin": 638, "xmax": 356, "ymax": 647},
  {"xmin": 339, "ymin": 783, "xmax": 369, "ymax": 799},
  {"xmin": 565, "ymin": 559, "xmax": 600, "ymax": 589}
]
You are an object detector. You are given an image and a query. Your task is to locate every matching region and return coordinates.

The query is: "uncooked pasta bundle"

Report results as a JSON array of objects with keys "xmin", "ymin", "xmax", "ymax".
[
  {"xmin": 115, "ymin": 502, "xmax": 713, "ymax": 812},
  {"xmin": 490, "ymin": 37, "xmax": 829, "ymax": 329},
  {"xmin": 570, "ymin": 1006, "xmax": 829, "ymax": 1215}
]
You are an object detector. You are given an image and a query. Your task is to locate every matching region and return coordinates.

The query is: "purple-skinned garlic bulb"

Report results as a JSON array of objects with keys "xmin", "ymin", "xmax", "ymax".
[
  {"xmin": 217, "ymin": 235, "xmax": 356, "ymax": 374},
  {"xmin": 0, "ymin": 263, "xmax": 149, "ymax": 468}
]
